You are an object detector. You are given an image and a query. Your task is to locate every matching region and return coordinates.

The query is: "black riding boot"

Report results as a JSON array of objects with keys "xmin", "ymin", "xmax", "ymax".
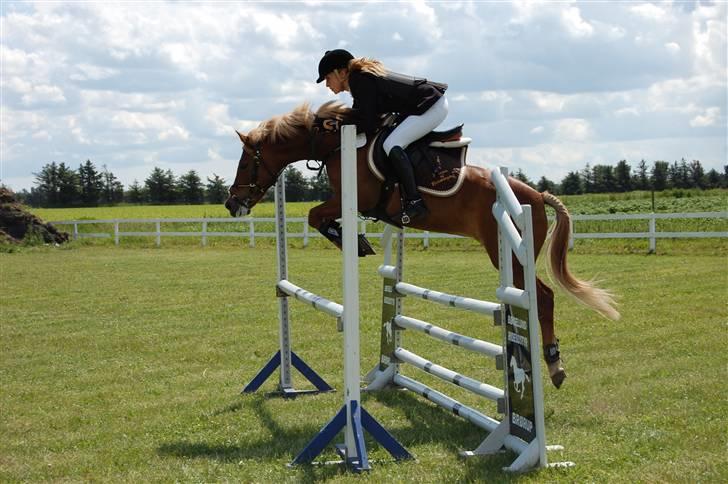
[{"xmin": 389, "ymin": 146, "xmax": 428, "ymax": 224}]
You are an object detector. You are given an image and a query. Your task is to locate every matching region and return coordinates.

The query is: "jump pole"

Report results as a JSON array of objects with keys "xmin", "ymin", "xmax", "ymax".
[
  {"xmin": 366, "ymin": 166, "xmax": 573, "ymax": 472},
  {"xmin": 241, "ymin": 168, "xmax": 333, "ymax": 397},
  {"xmin": 289, "ymin": 125, "xmax": 411, "ymax": 471}
]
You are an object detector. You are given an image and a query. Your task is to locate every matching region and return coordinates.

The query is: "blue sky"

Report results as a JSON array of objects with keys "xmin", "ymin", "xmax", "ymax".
[{"xmin": 1, "ymin": 1, "xmax": 726, "ymax": 192}]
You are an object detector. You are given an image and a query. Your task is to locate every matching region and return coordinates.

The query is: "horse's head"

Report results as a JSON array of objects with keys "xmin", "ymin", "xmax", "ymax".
[
  {"xmin": 225, "ymin": 102, "xmax": 352, "ymax": 217},
  {"xmin": 225, "ymin": 130, "xmax": 282, "ymax": 217}
]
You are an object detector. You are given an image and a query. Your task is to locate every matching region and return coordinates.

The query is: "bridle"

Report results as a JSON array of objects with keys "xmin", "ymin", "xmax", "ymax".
[
  {"xmin": 229, "ymin": 129, "xmax": 341, "ymax": 210},
  {"xmin": 229, "ymin": 144, "xmax": 281, "ymax": 211}
]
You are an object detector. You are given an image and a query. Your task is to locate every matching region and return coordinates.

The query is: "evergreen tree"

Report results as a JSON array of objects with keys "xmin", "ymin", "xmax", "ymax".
[
  {"xmin": 100, "ymin": 165, "xmax": 124, "ymax": 204},
  {"xmin": 705, "ymin": 169, "xmax": 721, "ymax": 189},
  {"xmin": 57, "ymin": 162, "xmax": 80, "ymax": 206},
  {"xmin": 581, "ymin": 163, "xmax": 594, "ymax": 193},
  {"xmin": 635, "ymin": 159, "xmax": 649, "ymax": 190},
  {"xmin": 205, "ymin": 174, "xmax": 228, "ymax": 204},
  {"xmin": 615, "ymin": 160, "xmax": 632, "ymax": 192},
  {"xmin": 284, "ymin": 167, "xmax": 309, "ymax": 201},
  {"xmin": 308, "ymin": 170, "xmax": 332, "ymax": 201},
  {"xmin": 559, "ymin": 171, "xmax": 582, "ymax": 195},
  {"xmin": 689, "ymin": 160, "xmax": 706, "ymax": 189},
  {"xmin": 592, "ymin": 165, "xmax": 616, "ymax": 193},
  {"xmin": 668, "ymin": 159, "xmax": 691, "ymax": 189},
  {"xmin": 513, "ymin": 169, "xmax": 534, "ymax": 188},
  {"xmin": 126, "ymin": 180, "xmax": 146, "ymax": 203},
  {"xmin": 177, "ymin": 170, "xmax": 204, "ymax": 204},
  {"xmin": 536, "ymin": 176, "xmax": 556, "ymax": 193},
  {"xmin": 145, "ymin": 167, "xmax": 176, "ymax": 204},
  {"xmin": 33, "ymin": 162, "xmax": 60, "ymax": 207},
  {"xmin": 651, "ymin": 161, "xmax": 669, "ymax": 191},
  {"xmin": 78, "ymin": 159, "xmax": 103, "ymax": 206}
]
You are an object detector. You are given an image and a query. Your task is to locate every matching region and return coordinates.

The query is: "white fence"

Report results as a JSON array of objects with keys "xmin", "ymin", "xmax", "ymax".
[{"xmin": 50, "ymin": 211, "xmax": 728, "ymax": 252}]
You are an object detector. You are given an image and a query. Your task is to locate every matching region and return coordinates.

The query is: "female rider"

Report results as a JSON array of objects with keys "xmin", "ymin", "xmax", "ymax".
[{"xmin": 316, "ymin": 49, "xmax": 449, "ymax": 224}]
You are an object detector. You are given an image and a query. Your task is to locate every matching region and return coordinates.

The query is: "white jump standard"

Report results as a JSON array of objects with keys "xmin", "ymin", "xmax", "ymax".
[
  {"xmin": 241, "ymin": 172, "xmax": 334, "ymax": 397},
  {"xmin": 242, "ymin": 126, "xmax": 411, "ymax": 471},
  {"xmin": 366, "ymin": 167, "xmax": 574, "ymax": 472}
]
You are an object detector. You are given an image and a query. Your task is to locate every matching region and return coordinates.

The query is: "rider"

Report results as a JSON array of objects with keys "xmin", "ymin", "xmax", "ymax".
[{"xmin": 316, "ymin": 49, "xmax": 449, "ymax": 224}]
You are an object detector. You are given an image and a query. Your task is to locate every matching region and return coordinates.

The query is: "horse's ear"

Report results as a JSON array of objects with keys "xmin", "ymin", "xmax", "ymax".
[{"xmin": 235, "ymin": 130, "xmax": 248, "ymax": 144}]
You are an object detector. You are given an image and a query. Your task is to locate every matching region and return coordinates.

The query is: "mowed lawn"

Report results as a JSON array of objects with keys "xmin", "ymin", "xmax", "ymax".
[{"xmin": 1, "ymin": 245, "xmax": 726, "ymax": 482}]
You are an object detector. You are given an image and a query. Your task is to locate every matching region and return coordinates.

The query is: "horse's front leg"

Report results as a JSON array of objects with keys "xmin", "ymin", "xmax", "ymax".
[
  {"xmin": 308, "ymin": 198, "xmax": 375, "ymax": 257},
  {"xmin": 309, "ymin": 198, "xmax": 343, "ymax": 249}
]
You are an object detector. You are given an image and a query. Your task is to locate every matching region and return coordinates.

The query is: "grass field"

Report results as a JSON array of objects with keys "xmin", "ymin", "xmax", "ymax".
[{"xmin": 1, "ymin": 244, "xmax": 726, "ymax": 482}]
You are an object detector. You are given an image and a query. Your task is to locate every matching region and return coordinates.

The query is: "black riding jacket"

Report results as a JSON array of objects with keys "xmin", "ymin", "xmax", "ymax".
[{"xmin": 348, "ymin": 69, "xmax": 447, "ymax": 135}]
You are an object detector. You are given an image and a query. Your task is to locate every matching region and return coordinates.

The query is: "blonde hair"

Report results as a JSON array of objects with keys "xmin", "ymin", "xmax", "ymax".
[{"xmin": 347, "ymin": 57, "xmax": 387, "ymax": 77}]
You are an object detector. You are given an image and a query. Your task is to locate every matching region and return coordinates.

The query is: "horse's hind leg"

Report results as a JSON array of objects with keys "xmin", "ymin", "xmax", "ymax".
[
  {"xmin": 511, "ymin": 263, "xmax": 566, "ymax": 389},
  {"xmin": 479, "ymin": 213, "xmax": 565, "ymax": 388}
]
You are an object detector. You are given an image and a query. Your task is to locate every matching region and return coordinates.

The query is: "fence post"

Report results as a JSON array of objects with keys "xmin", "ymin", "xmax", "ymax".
[
  {"xmin": 156, "ymin": 221, "xmax": 161, "ymax": 247},
  {"xmin": 568, "ymin": 219, "xmax": 575, "ymax": 250},
  {"xmin": 648, "ymin": 215, "xmax": 656, "ymax": 254},
  {"xmin": 424, "ymin": 230, "xmax": 430, "ymax": 249},
  {"xmin": 249, "ymin": 220, "xmax": 255, "ymax": 248},
  {"xmin": 303, "ymin": 220, "xmax": 309, "ymax": 247},
  {"xmin": 202, "ymin": 221, "xmax": 207, "ymax": 247},
  {"xmin": 73, "ymin": 223, "xmax": 79, "ymax": 241},
  {"xmin": 114, "ymin": 222, "xmax": 119, "ymax": 246}
]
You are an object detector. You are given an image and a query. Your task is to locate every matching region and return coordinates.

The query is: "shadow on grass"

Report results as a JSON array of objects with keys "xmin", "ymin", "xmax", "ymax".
[{"xmin": 157, "ymin": 389, "xmax": 534, "ymax": 481}]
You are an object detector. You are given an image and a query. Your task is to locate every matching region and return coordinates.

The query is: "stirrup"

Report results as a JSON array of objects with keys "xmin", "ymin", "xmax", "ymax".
[{"xmin": 401, "ymin": 199, "xmax": 428, "ymax": 225}]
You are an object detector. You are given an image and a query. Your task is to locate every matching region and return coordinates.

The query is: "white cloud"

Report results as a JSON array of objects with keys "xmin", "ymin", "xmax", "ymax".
[
  {"xmin": 630, "ymin": 3, "xmax": 670, "ymax": 23},
  {"xmin": 689, "ymin": 107, "xmax": 721, "ymax": 127},
  {"xmin": 561, "ymin": 6, "xmax": 594, "ymax": 38},
  {"xmin": 554, "ymin": 119, "xmax": 593, "ymax": 142},
  {"xmin": 0, "ymin": 1, "xmax": 725, "ymax": 192}
]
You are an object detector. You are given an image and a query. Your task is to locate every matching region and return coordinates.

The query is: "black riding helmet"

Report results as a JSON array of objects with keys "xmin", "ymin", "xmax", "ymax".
[{"xmin": 316, "ymin": 49, "xmax": 354, "ymax": 83}]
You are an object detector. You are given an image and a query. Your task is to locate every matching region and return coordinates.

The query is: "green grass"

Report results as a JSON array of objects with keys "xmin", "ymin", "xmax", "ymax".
[{"xmin": 1, "ymin": 245, "xmax": 726, "ymax": 482}]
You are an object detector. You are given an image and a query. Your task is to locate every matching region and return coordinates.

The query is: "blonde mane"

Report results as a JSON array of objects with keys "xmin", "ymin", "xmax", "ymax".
[
  {"xmin": 247, "ymin": 103, "xmax": 313, "ymax": 145},
  {"xmin": 246, "ymin": 102, "xmax": 352, "ymax": 145}
]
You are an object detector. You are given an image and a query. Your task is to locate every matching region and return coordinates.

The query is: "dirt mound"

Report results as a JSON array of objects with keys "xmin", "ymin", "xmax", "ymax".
[{"xmin": 0, "ymin": 187, "xmax": 69, "ymax": 245}]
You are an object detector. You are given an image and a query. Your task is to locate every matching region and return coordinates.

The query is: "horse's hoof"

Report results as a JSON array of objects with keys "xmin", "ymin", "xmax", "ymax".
[
  {"xmin": 550, "ymin": 370, "xmax": 566, "ymax": 389},
  {"xmin": 547, "ymin": 361, "xmax": 566, "ymax": 389}
]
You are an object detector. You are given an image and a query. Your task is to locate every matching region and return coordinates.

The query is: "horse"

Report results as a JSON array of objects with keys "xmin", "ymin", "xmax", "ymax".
[
  {"xmin": 225, "ymin": 101, "xmax": 620, "ymax": 388},
  {"xmin": 510, "ymin": 355, "xmax": 531, "ymax": 399}
]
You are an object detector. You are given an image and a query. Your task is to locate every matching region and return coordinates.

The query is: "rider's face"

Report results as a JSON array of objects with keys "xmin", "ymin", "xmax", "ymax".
[{"xmin": 325, "ymin": 70, "xmax": 347, "ymax": 94}]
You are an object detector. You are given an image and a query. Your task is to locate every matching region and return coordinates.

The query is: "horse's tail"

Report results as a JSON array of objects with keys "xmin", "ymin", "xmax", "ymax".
[{"xmin": 542, "ymin": 192, "xmax": 620, "ymax": 321}]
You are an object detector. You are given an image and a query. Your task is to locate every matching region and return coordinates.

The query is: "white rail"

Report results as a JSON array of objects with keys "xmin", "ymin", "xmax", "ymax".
[{"xmin": 50, "ymin": 211, "xmax": 727, "ymax": 251}]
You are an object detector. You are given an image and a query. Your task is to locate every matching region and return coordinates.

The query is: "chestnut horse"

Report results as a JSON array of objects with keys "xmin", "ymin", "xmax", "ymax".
[{"xmin": 225, "ymin": 102, "xmax": 619, "ymax": 388}]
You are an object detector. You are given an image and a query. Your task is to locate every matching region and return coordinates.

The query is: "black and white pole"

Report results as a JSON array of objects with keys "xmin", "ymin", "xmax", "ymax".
[
  {"xmin": 290, "ymin": 125, "xmax": 411, "ymax": 471},
  {"xmin": 241, "ymin": 170, "xmax": 333, "ymax": 397}
]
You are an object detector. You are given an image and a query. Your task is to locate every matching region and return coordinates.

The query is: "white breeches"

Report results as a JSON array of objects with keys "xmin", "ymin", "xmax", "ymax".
[{"xmin": 382, "ymin": 97, "xmax": 449, "ymax": 155}]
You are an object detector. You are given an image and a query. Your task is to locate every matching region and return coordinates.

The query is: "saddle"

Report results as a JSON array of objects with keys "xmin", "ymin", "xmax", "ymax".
[{"xmin": 367, "ymin": 125, "xmax": 470, "ymax": 198}]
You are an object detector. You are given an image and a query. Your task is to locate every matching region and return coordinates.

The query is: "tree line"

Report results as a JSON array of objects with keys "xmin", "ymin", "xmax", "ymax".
[
  {"xmin": 517, "ymin": 158, "xmax": 726, "ymax": 195},
  {"xmin": 17, "ymin": 160, "xmax": 332, "ymax": 208},
  {"xmin": 13, "ymin": 158, "xmax": 727, "ymax": 208}
]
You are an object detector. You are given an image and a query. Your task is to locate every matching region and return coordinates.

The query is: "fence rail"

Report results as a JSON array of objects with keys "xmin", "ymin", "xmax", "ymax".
[{"xmin": 50, "ymin": 211, "xmax": 728, "ymax": 252}]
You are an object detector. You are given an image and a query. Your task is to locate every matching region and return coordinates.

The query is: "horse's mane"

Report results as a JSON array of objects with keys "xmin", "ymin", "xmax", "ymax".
[{"xmin": 247, "ymin": 101, "xmax": 352, "ymax": 145}]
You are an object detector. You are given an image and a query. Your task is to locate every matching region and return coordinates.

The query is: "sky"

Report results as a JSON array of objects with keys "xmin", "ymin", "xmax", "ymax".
[{"xmin": 1, "ymin": 0, "xmax": 726, "ymax": 193}]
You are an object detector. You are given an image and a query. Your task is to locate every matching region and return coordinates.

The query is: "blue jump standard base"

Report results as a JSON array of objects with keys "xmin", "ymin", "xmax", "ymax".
[
  {"xmin": 241, "ymin": 350, "xmax": 334, "ymax": 398},
  {"xmin": 289, "ymin": 400, "xmax": 412, "ymax": 472}
]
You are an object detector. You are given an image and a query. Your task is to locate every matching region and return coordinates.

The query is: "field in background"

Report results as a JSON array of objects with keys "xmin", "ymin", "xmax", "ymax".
[
  {"xmin": 32, "ymin": 188, "xmax": 727, "ymax": 221},
  {"xmin": 1, "ymin": 246, "xmax": 726, "ymax": 482},
  {"xmin": 26, "ymin": 189, "xmax": 728, "ymax": 256}
]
